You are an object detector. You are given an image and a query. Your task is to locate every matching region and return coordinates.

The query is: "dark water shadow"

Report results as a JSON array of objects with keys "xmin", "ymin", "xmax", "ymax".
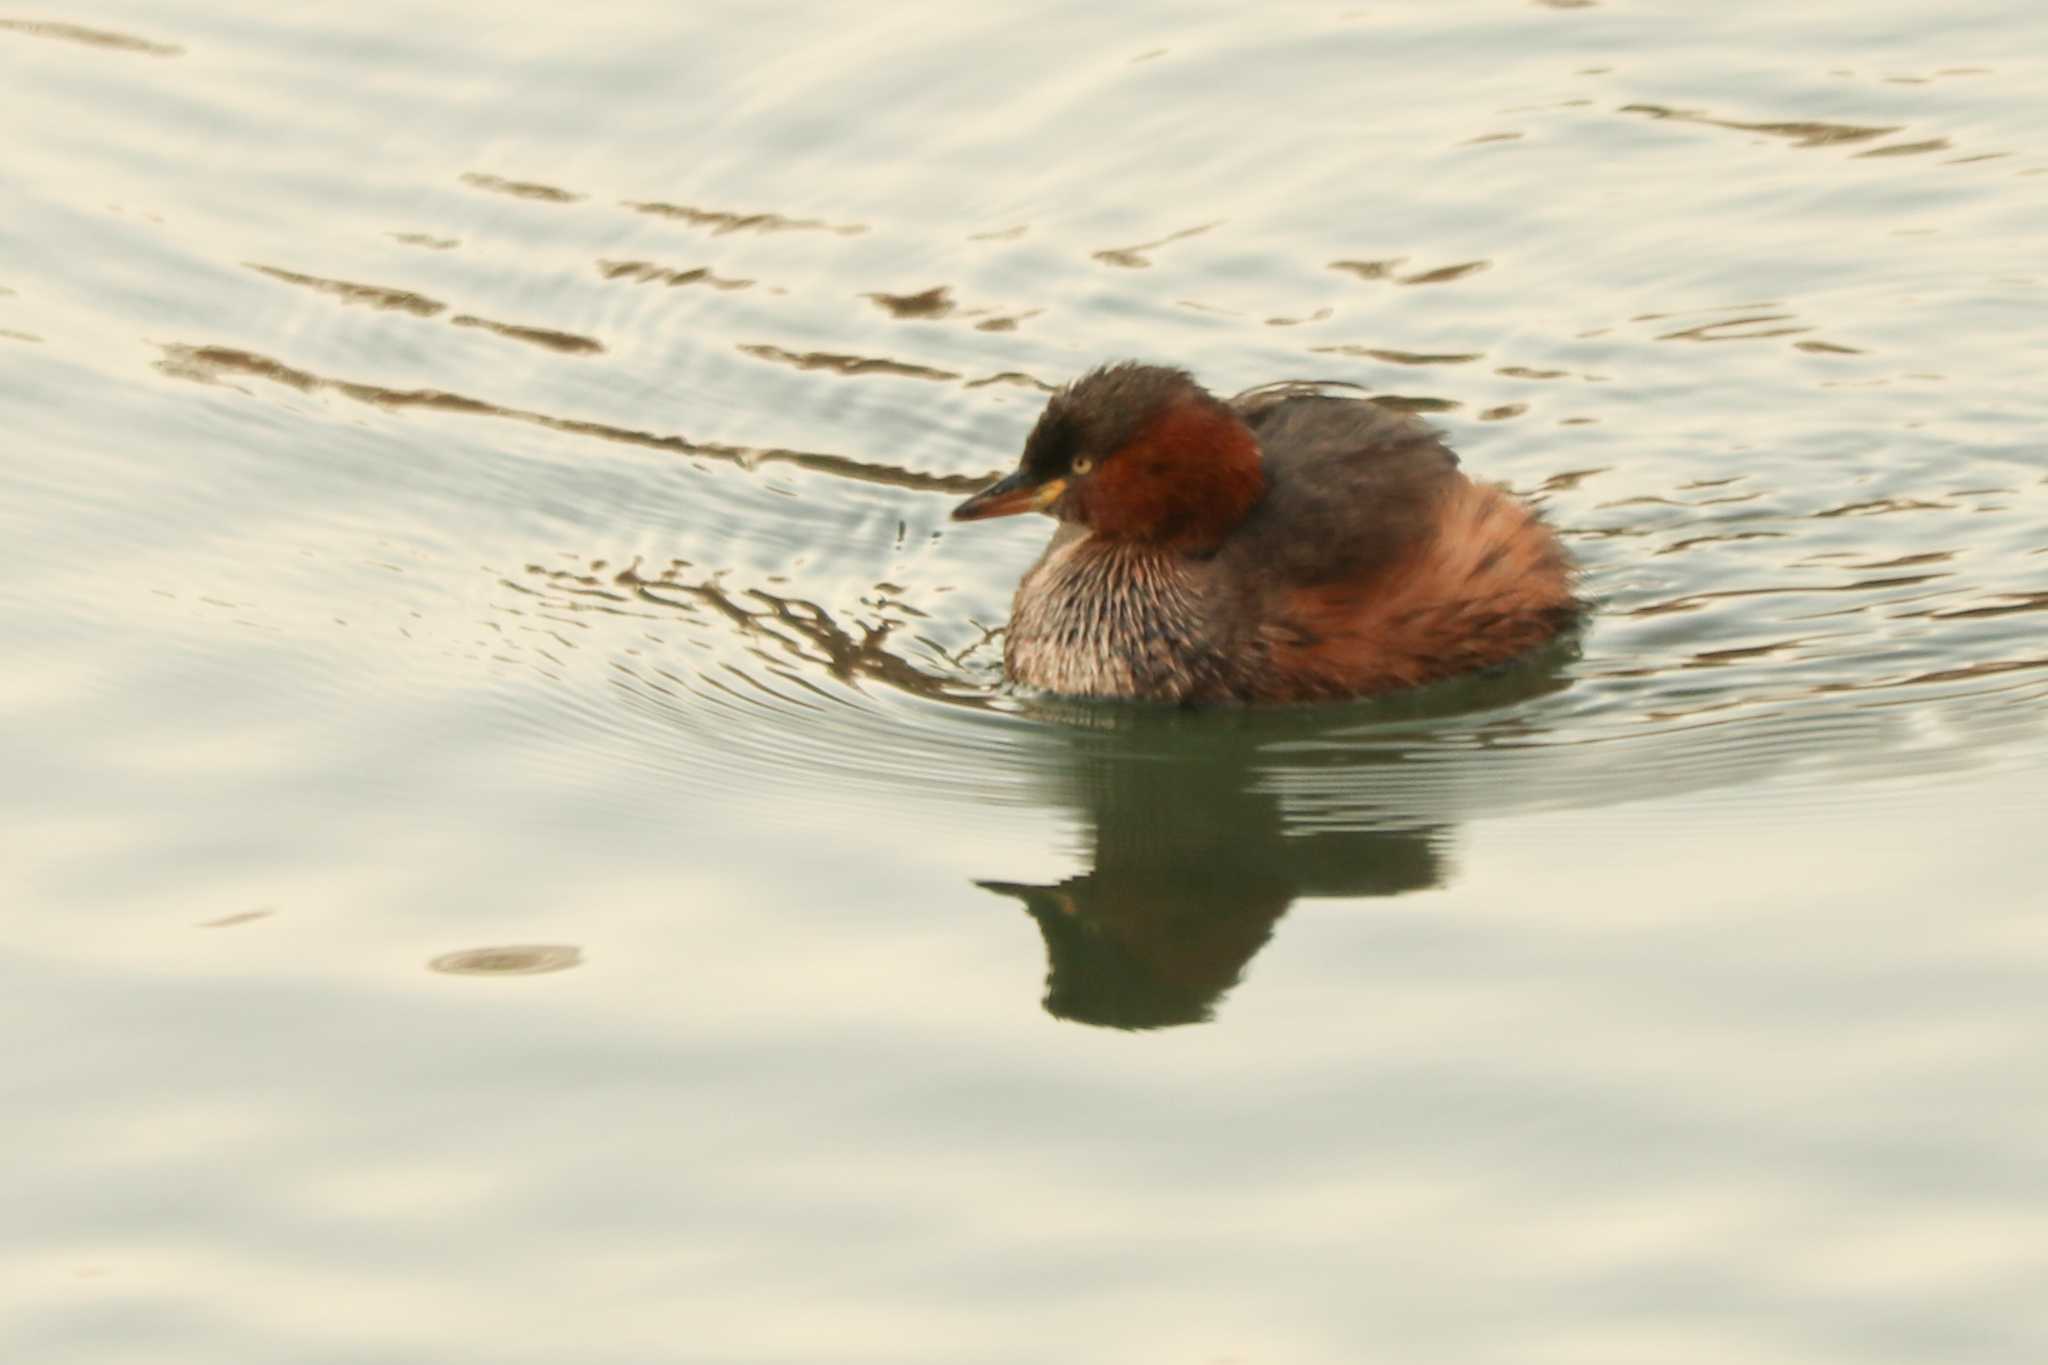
[{"xmin": 980, "ymin": 658, "xmax": 1575, "ymax": 1031}]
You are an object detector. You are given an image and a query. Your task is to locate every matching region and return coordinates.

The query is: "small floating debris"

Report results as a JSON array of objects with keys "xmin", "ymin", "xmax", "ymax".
[{"xmin": 429, "ymin": 944, "xmax": 584, "ymax": 976}]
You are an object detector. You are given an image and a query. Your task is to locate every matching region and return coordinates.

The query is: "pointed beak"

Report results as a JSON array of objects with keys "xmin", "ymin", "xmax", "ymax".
[{"xmin": 950, "ymin": 470, "xmax": 1067, "ymax": 522}]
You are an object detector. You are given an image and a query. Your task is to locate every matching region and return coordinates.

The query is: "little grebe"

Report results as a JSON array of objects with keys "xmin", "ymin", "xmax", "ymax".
[{"xmin": 951, "ymin": 362, "xmax": 1577, "ymax": 703}]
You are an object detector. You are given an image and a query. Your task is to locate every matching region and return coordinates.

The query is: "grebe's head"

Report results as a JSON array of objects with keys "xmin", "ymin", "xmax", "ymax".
[{"xmin": 950, "ymin": 362, "xmax": 1263, "ymax": 549}]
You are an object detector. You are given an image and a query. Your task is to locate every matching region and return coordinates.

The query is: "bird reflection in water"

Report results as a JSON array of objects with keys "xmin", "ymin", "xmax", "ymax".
[{"xmin": 981, "ymin": 660, "xmax": 1573, "ymax": 1030}]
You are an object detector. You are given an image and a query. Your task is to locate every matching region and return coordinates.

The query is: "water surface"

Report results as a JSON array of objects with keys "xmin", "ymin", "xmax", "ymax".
[{"xmin": 5, "ymin": 2, "xmax": 2047, "ymax": 1361}]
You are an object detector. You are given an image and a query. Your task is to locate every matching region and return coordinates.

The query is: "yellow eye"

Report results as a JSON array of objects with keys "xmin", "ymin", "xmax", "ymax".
[{"xmin": 1072, "ymin": 456, "xmax": 1094, "ymax": 475}]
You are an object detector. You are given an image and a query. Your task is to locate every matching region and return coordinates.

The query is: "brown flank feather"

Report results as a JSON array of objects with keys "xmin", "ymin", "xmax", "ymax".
[{"xmin": 1255, "ymin": 480, "xmax": 1577, "ymax": 700}]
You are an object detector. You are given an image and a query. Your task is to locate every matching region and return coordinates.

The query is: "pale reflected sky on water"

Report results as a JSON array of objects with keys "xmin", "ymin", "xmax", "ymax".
[{"xmin": 4, "ymin": 1, "xmax": 2047, "ymax": 1361}]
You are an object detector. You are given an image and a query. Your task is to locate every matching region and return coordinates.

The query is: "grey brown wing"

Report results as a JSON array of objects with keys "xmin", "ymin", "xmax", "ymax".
[
  {"xmin": 1233, "ymin": 389, "xmax": 1457, "ymax": 469},
  {"xmin": 1223, "ymin": 394, "xmax": 1464, "ymax": 588}
]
